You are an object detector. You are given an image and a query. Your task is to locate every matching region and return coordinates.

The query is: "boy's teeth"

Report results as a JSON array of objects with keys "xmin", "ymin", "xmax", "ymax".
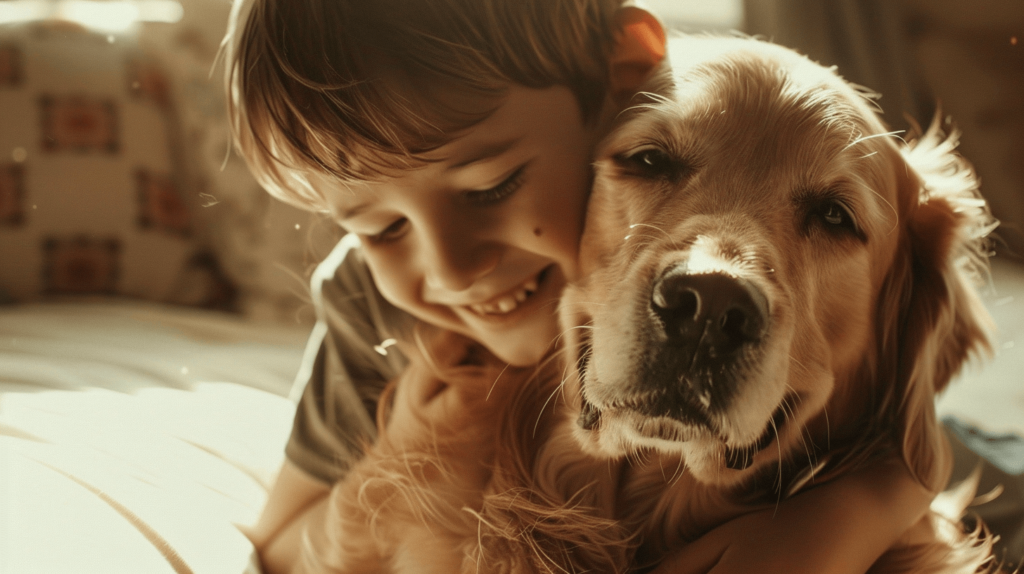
[{"xmin": 469, "ymin": 278, "xmax": 539, "ymax": 316}]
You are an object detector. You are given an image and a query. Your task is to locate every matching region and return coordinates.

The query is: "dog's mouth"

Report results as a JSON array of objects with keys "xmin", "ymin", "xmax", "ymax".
[
  {"xmin": 579, "ymin": 389, "xmax": 796, "ymax": 471},
  {"xmin": 575, "ymin": 314, "xmax": 797, "ymax": 471},
  {"xmin": 575, "ymin": 330, "xmax": 600, "ymax": 430},
  {"xmin": 721, "ymin": 393, "xmax": 796, "ymax": 470}
]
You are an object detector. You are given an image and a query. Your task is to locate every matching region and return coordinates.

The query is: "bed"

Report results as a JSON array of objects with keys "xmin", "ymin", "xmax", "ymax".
[
  {"xmin": 0, "ymin": 300, "xmax": 307, "ymax": 573},
  {"xmin": 1, "ymin": 259, "xmax": 1022, "ymax": 573}
]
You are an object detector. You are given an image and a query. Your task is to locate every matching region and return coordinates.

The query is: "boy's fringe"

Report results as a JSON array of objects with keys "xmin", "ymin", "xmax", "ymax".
[{"xmin": 221, "ymin": 0, "xmax": 627, "ymax": 211}]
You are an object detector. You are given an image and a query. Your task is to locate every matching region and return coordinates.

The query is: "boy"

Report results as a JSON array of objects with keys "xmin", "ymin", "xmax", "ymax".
[{"xmin": 223, "ymin": 0, "xmax": 939, "ymax": 572}]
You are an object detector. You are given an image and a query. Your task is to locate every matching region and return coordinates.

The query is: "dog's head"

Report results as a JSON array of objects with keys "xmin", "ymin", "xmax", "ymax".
[{"xmin": 560, "ymin": 36, "xmax": 994, "ymax": 490}]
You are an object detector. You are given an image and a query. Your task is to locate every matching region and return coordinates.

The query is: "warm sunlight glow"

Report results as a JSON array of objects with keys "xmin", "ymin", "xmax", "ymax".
[
  {"xmin": 0, "ymin": 383, "xmax": 292, "ymax": 572},
  {"xmin": 0, "ymin": 0, "xmax": 182, "ymax": 32}
]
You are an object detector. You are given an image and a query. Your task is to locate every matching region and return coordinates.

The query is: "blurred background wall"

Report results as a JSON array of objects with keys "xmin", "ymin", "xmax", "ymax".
[
  {"xmin": 744, "ymin": 0, "xmax": 1024, "ymax": 256},
  {"xmin": 0, "ymin": 0, "xmax": 342, "ymax": 324},
  {"xmin": 0, "ymin": 0, "xmax": 1020, "ymax": 322}
]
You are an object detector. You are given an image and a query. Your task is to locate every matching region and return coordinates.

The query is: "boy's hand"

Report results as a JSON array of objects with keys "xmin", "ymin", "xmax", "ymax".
[
  {"xmin": 652, "ymin": 456, "xmax": 934, "ymax": 574},
  {"xmin": 652, "ymin": 505, "xmax": 865, "ymax": 574},
  {"xmin": 390, "ymin": 333, "xmax": 495, "ymax": 426}
]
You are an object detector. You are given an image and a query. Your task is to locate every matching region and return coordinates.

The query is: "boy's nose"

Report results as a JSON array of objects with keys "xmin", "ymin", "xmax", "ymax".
[{"xmin": 423, "ymin": 234, "xmax": 500, "ymax": 292}]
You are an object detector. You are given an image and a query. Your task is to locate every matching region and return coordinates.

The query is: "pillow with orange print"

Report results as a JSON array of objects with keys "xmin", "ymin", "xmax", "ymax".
[{"xmin": 0, "ymin": 24, "xmax": 233, "ymax": 309}]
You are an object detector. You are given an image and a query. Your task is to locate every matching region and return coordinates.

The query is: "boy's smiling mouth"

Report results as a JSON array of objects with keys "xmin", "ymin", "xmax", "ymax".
[{"xmin": 464, "ymin": 266, "xmax": 552, "ymax": 317}]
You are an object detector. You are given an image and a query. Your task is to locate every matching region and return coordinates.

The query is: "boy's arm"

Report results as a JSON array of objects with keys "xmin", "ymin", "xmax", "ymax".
[
  {"xmin": 241, "ymin": 460, "xmax": 329, "ymax": 574},
  {"xmin": 652, "ymin": 455, "xmax": 935, "ymax": 574},
  {"xmin": 246, "ymin": 237, "xmax": 413, "ymax": 574}
]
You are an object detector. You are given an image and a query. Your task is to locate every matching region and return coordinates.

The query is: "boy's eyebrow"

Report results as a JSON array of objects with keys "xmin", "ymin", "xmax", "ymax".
[
  {"xmin": 448, "ymin": 138, "xmax": 521, "ymax": 169},
  {"xmin": 338, "ymin": 203, "xmax": 370, "ymax": 220}
]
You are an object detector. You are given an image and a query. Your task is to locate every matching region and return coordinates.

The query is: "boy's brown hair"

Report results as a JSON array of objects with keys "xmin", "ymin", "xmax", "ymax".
[{"xmin": 223, "ymin": 0, "xmax": 625, "ymax": 210}]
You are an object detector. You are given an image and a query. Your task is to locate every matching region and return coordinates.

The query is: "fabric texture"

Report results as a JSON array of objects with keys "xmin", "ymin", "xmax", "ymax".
[
  {"xmin": 133, "ymin": 12, "xmax": 343, "ymax": 324},
  {"xmin": 285, "ymin": 234, "xmax": 414, "ymax": 484},
  {"xmin": 0, "ymin": 300, "xmax": 307, "ymax": 573},
  {"xmin": 0, "ymin": 23, "xmax": 234, "ymax": 309},
  {"xmin": 945, "ymin": 420, "xmax": 1024, "ymax": 568}
]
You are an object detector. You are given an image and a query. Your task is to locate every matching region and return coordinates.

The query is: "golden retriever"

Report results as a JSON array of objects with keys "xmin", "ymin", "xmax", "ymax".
[
  {"xmin": 557, "ymin": 34, "xmax": 1000, "ymax": 572},
  {"xmin": 300, "ymin": 36, "xmax": 1000, "ymax": 574}
]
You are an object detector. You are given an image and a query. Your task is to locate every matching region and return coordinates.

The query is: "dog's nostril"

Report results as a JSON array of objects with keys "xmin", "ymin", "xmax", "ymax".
[
  {"xmin": 653, "ymin": 283, "xmax": 700, "ymax": 321},
  {"xmin": 651, "ymin": 266, "xmax": 768, "ymax": 351},
  {"xmin": 645, "ymin": 267, "xmax": 769, "ymax": 417},
  {"xmin": 720, "ymin": 307, "xmax": 748, "ymax": 340}
]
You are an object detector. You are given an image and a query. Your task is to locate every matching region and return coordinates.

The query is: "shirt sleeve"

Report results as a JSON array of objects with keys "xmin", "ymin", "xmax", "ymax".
[{"xmin": 285, "ymin": 234, "xmax": 413, "ymax": 484}]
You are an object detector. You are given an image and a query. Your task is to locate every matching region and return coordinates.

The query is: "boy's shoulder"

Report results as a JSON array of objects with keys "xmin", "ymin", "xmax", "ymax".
[{"xmin": 312, "ymin": 234, "xmax": 415, "ymax": 354}]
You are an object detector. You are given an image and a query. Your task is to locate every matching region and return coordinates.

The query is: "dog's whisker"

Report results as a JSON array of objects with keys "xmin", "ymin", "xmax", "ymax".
[
  {"xmin": 658, "ymin": 455, "xmax": 669, "ymax": 482},
  {"xmin": 627, "ymin": 238, "xmax": 656, "ymax": 261},
  {"xmin": 770, "ymin": 416, "xmax": 784, "ymax": 512},
  {"xmin": 627, "ymin": 223, "xmax": 679, "ymax": 250},
  {"xmin": 670, "ymin": 454, "xmax": 686, "ymax": 485},
  {"xmin": 800, "ymin": 425, "xmax": 819, "ymax": 476},
  {"xmin": 821, "ymin": 405, "xmax": 832, "ymax": 452},
  {"xmin": 781, "ymin": 396, "xmax": 819, "ymax": 478},
  {"xmin": 535, "ymin": 385, "xmax": 563, "ymax": 438},
  {"xmin": 864, "ymin": 184, "xmax": 900, "ymax": 234},
  {"xmin": 843, "ymin": 129, "xmax": 906, "ymax": 151},
  {"xmin": 485, "ymin": 362, "xmax": 514, "ymax": 402},
  {"xmin": 786, "ymin": 356, "xmax": 813, "ymax": 378}
]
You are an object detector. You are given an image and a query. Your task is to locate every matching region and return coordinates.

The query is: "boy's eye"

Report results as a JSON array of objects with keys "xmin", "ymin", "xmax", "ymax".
[
  {"xmin": 464, "ymin": 165, "xmax": 526, "ymax": 205},
  {"xmin": 367, "ymin": 218, "xmax": 409, "ymax": 244}
]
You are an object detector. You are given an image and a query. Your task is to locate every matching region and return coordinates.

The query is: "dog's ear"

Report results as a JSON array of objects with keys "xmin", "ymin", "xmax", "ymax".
[
  {"xmin": 608, "ymin": 7, "xmax": 666, "ymax": 106},
  {"xmin": 879, "ymin": 119, "xmax": 995, "ymax": 492}
]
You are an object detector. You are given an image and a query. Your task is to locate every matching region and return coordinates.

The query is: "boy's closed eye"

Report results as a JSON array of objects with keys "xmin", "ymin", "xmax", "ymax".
[
  {"xmin": 360, "ymin": 163, "xmax": 530, "ymax": 245},
  {"xmin": 463, "ymin": 163, "xmax": 528, "ymax": 206},
  {"xmin": 367, "ymin": 218, "xmax": 410, "ymax": 244}
]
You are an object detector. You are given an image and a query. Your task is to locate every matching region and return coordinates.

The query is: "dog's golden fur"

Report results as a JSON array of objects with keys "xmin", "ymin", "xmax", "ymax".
[
  {"xmin": 301, "ymin": 36, "xmax": 1000, "ymax": 574},
  {"xmin": 299, "ymin": 329, "xmax": 632, "ymax": 573}
]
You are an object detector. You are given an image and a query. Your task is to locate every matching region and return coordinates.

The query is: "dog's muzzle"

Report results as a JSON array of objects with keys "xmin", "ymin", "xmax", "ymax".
[
  {"xmin": 639, "ymin": 264, "xmax": 769, "ymax": 420},
  {"xmin": 652, "ymin": 265, "xmax": 768, "ymax": 356}
]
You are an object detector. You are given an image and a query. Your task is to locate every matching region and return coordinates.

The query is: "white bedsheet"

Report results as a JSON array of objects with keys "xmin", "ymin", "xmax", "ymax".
[
  {"xmin": 1, "ymin": 260, "xmax": 1021, "ymax": 574},
  {"xmin": 937, "ymin": 259, "xmax": 1024, "ymax": 438},
  {"xmin": 0, "ymin": 301, "xmax": 308, "ymax": 574}
]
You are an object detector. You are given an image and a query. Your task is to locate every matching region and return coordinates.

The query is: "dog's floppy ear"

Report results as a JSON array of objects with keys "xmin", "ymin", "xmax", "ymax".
[{"xmin": 877, "ymin": 119, "xmax": 996, "ymax": 492}]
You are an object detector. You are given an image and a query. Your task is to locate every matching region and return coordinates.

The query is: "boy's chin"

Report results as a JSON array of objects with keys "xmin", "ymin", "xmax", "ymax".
[
  {"xmin": 481, "ymin": 333, "xmax": 554, "ymax": 367},
  {"xmin": 473, "ymin": 322, "xmax": 559, "ymax": 367}
]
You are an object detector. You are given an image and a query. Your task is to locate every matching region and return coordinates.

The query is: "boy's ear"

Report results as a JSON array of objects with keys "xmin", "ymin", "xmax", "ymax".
[{"xmin": 609, "ymin": 7, "xmax": 667, "ymax": 105}]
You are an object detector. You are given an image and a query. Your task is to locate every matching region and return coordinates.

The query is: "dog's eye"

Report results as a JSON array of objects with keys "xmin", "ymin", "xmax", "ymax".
[
  {"xmin": 821, "ymin": 202, "xmax": 849, "ymax": 226},
  {"xmin": 616, "ymin": 148, "xmax": 691, "ymax": 182},
  {"xmin": 812, "ymin": 199, "xmax": 863, "ymax": 239}
]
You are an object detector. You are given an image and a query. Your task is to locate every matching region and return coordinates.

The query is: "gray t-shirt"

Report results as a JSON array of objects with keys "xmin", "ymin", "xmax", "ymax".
[{"xmin": 285, "ymin": 234, "xmax": 414, "ymax": 484}]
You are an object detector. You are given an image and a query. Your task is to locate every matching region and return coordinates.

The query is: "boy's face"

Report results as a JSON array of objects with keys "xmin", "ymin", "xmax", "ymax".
[{"xmin": 324, "ymin": 86, "xmax": 601, "ymax": 366}]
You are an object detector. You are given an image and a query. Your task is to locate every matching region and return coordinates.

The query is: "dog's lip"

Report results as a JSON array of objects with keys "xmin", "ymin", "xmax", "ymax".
[
  {"xmin": 578, "ymin": 396, "xmax": 601, "ymax": 430},
  {"xmin": 722, "ymin": 392, "xmax": 799, "ymax": 470}
]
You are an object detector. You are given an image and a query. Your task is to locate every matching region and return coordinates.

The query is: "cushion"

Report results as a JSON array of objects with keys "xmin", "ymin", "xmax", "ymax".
[{"xmin": 0, "ymin": 23, "xmax": 233, "ymax": 309}]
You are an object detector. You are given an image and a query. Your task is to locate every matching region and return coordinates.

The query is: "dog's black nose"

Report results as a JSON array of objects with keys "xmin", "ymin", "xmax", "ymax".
[{"xmin": 651, "ymin": 266, "xmax": 768, "ymax": 361}]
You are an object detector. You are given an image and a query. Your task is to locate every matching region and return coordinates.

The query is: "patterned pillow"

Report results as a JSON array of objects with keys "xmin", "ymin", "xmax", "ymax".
[{"xmin": 0, "ymin": 23, "xmax": 233, "ymax": 309}]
